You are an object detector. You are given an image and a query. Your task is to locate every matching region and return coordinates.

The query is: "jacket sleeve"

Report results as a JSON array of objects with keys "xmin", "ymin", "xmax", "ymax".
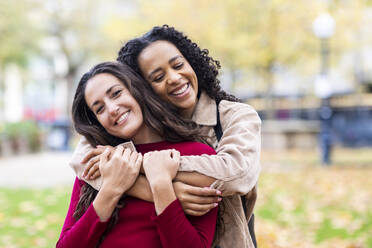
[
  {"xmin": 152, "ymin": 199, "xmax": 218, "ymax": 248},
  {"xmin": 56, "ymin": 178, "xmax": 109, "ymax": 248},
  {"xmin": 69, "ymin": 137, "xmax": 103, "ymax": 190},
  {"xmin": 69, "ymin": 138, "xmax": 136, "ymax": 191},
  {"xmin": 179, "ymin": 101, "xmax": 261, "ymax": 196}
]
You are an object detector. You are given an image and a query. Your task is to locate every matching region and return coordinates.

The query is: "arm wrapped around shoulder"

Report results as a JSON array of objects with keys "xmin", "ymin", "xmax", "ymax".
[
  {"xmin": 69, "ymin": 137, "xmax": 103, "ymax": 190},
  {"xmin": 180, "ymin": 101, "xmax": 261, "ymax": 196}
]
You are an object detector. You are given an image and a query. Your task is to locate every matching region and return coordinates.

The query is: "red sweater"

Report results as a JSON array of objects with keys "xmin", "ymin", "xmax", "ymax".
[{"xmin": 57, "ymin": 141, "xmax": 218, "ymax": 248}]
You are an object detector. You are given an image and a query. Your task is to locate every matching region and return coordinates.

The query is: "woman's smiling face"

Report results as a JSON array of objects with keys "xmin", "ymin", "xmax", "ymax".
[
  {"xmin": 137, "ymin": 40, "xmax": 198, "ymax": 118},
  {"xmin": 84, "ymin": 73, "xmax": 144, "ymax": 141}
]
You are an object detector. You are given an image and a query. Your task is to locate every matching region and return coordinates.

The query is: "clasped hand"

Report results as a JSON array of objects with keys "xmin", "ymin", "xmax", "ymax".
[
  {"xmin": 142, "ymin": 149, "xmax": 180, "ymax": 185},
  {"xmin": 99, "ymin": 146, "xmax": 142, "ymax": 195},
  {"xmin": 82, "ymin": 145, "xmax": 221, "ymax": 216}
]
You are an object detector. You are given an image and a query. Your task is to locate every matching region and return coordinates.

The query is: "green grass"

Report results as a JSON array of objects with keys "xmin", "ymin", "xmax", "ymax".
[
  {"xmin": 1, "ymin": 147, "xmax": 372, "ymax": 248},
  {"xmin": 256, "ymin": 168, "xmax": 372, "ymax": 248},
  {"xmin": 0, "ymin": 186, "xmax": 72, "ymax": 248}
]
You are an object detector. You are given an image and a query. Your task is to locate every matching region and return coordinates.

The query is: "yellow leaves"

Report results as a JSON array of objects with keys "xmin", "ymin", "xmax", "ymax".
[
  {"xmin": 257, "ymin": 164, "xmax": 372, "ymax": 247},
  {"xmin": 0, "ymin": 235, "xmax": 17, "ymax": 248},
  {"xmin": 34, "ymin": 220, "xmax": 47, "ymax": 231},
  {"xmin": 19, "ymin": 201, "xmax": 41, "ymax": 216},
  {"xmin": 32, "ymin": 237, "xmax": 47, "ymax": 247},
  {"xmin": 10, "ymin": 217, "xmax": 27, "ymax": 228}
]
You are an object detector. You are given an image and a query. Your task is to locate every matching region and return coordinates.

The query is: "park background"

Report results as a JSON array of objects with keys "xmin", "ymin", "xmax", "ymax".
[{"xmin": 0, "ymin": 0, "xmax": 372, "ymax": 247}]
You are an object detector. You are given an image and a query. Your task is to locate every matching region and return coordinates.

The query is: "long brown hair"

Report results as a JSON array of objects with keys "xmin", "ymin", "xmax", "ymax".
[{"xmin": 71, "ymin": 61, "xmax": 202, "ymax": 247}]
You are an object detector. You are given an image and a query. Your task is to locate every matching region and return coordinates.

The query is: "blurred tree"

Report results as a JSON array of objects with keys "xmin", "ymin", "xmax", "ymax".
[
  {"xmin": 102, "ymin": 0, "xmax": 372, "ymax": 116},
  {"xmin": 36, "ymin": 0, "xmax": 116, "ymax": 117},
  {"xmin": 2, "ymin": 0, "xmax": 371, "ymax": 122},
  {"xmin": 0, "ymin": 0, "xmax": 40, "ymax": 121},
  {"xmin": 103, "ymin": 0, "xmax": 323, "ymax": 117},
  {"xmin": 104, "ymin": 0, "xmax": 371, "ymax": 81}
]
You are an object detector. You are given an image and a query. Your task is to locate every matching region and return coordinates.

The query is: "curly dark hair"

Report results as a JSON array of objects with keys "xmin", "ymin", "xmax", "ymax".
[
  {"xmin": 71, "ymin": 61, "xmax": 203, "ymax": 247},
  {"xmin": 117, "ymin": 25, "xmax": 233, "ymax": 245},
  {"xmin": 117, "ymin": 24, "xmax": 240, "ymax": 104}
]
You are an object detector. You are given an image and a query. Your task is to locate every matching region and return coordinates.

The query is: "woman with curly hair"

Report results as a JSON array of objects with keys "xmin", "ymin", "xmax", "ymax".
[
  {"xmin": 57, "ymin": 62, "xmax": 218, "ymax": 248},
  {"xmin": 70, "ymin": 25, "xmax": 261, "ymax": 248}
]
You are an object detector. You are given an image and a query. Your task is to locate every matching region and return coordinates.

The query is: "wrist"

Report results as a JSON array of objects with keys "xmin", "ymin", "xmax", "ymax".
[
  {"xmin": 150, "ymin": 179, "xmax": 176, "ymax": 215},
  {"xmin": 100, "ymin": 184, "xmax": 124, "ymax": 200},
  {"xmin": 147, "ymin": 176, "xmax": 172, "ymax": 188},
  {"xmin": 149, "ymin": 178, "xmax": 173, "ymax": 195},
  {"xmin": 93, "ymin": 186, "xmax": 122, "ymax": 222}
]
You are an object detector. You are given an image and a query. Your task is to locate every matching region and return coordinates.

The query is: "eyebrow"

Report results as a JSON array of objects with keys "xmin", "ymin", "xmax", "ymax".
[
  {"xmin": 147, "ymin": 55, "xmax": 183, "ymax": 80},
  {"xmin": 90, "ymin": 84, "xmax": 121, "ymax": 109}
]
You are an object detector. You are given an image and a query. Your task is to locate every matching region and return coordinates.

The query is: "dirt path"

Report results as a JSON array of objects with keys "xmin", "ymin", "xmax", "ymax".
[{"xmin": 0, "ymin": 152, "xmax": 75, "ymax": 188}]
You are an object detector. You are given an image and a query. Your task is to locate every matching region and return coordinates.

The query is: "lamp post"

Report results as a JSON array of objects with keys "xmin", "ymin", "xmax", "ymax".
[{"xmin": 313, "ymin": 13, "xmax": 335, "ymax": 165}]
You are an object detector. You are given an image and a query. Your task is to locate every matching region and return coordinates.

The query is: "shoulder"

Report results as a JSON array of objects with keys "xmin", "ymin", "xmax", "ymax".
[
  {"xmin": 218, "ymin": 100, "xmax": 261, "ymax": 124},
  {"xmin": 171, "ymin": 141, "xmax": 216, "ymax": 156},
  {"xmin": 219, "ymin": 99, "xmax": 257, "ymax": 113}
]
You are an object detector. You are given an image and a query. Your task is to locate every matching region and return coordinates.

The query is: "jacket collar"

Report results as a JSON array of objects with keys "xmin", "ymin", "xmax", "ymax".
[{"xmin": 192, "ymin": 91, "xmax": 217, "ymax": 126}]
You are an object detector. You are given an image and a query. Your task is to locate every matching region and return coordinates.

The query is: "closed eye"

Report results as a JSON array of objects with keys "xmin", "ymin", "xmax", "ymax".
[
  {"xmin": 111, "ymin": 89, "xmax": 122, "ymax": 98},
  {"xmin": 96, "ymin": 105, "xmax": 104, "ymax": 115},
  {"xmin": 174, "ymin": 62, "xmax": 184, "ymax": 69},
  {"xmin": 153, "ymin": 74, "xmax": 164, "ymax": 82}
]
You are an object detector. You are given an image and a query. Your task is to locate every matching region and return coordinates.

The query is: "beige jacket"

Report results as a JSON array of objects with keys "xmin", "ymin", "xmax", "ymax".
[
  {"xmin": 69, "ymin": 92, "xmax": 261, "ymax": 248},
  {"xmin": 187, "ymin": 92, "xmax": 261, "ymax": 248}
]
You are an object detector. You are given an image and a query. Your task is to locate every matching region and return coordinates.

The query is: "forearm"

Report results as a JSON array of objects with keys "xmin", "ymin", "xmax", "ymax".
[
  {"xmin": 180, "ymin": 102, "xmax": 261, "ymax": 195},
  {"xmin": 175, "ymin": 172, "xmax": 215, "ymax": 187},
  {"xmin": 69, "ymin": 137, "xmax": 102, "ymax": 190},
  {"xmin": 181, "ymin": 155, "xmax": 260, "ymax": 196},
  {"xmin": 93, "ymin": 186, "xmax": 122, "ymax": 221},
  {"xmin": 150, "ymin": 179, "xmax": 177, "ymax": 215},
  {"xmin": 126, "ymin": 171, "xmax": 216, "ymax": 202},
  {"xmin": 126, "ymin": 174, "xmax": 153, "ymax": 201}
]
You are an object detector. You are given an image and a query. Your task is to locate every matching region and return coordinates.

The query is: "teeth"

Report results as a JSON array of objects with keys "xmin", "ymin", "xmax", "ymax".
[
  {"xmin": 117, "ymin": 112, "xmax": 129, "ymax": 124},
  {"xmin": 172, "ymin": 84, "xmax": 189, "ymax": 95}
]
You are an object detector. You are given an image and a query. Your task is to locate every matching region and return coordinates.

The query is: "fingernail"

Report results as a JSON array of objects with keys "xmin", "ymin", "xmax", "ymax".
[
  {"xmin": 214, "ymin": 203, "xmax": 218, "ymax": 207},
  {"xmin": 217, "ymin": 197, "xmax": 222, "ymax": 202},
  {"xmin": 216, "ymin": 190, "xmax": 222, "ymax": 195}
]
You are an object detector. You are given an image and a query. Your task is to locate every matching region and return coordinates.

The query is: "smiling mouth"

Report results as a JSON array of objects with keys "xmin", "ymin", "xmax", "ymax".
[
  {"xmin": 170, "ymin": 83, "xmax": 190, "ymax": 96},
  {"xmin": 115, "ymin": 111, "xmax": 130, "ymax": 125}
]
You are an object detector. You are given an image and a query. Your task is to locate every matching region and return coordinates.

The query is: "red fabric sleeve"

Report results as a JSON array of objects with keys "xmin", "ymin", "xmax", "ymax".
[
  {"xmin": 148, "ymin": 141, "xmax": 218, "ymax": 248},
  {"xmin": 151, "ymin": 199, "xmax": 218, "ymax": 248},
  {"xmin": 56, "ymin": 177, "xmax": 109, "ymax": 248}
]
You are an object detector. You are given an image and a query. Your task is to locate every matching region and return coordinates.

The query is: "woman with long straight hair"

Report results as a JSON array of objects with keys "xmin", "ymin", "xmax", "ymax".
[{"xmin": 57, "ymin": 62, "xmax": 218, "ymax": 248}]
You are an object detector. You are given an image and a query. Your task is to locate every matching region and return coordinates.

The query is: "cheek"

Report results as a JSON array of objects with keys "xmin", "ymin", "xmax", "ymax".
[
  {"xmin": 151, "ymin": 84, "xmax": 167, "ymax": 97},
  {"xmin": 97, "ymin": 115, "xmax": 109, "ymax": 129}
]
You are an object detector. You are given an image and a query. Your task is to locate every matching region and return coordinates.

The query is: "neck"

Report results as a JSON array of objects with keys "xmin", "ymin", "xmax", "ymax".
[
  {"xmin": 132, "ymin": 124, "xmax": 163, "ymax": 144},
  {"xmin": 181, "ymin": 105, "xmax": 196, "ymax": 119}
]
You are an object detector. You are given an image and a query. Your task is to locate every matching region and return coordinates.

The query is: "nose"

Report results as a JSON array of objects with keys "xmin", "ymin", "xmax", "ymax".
[
  {"xmin": 166, "ymin": 69, "xmax": 182, "ymax": 85},
  {"xmin": 107, "ymin": 101, "xmax": 119, "ymax": 116}
]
